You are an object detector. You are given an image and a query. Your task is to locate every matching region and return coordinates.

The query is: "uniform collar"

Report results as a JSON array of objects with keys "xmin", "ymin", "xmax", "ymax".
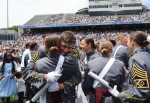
[
  {"xmin": 132, "ymin": 47, "xmax": 146, "ymax": 55},
  {"xmin": 86, "ymin": 49, "xmax": 95, "ymax": 57}
]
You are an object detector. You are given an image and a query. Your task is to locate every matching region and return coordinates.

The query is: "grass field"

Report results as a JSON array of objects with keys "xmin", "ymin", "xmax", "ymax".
[{"xmin": 0, "ymin": 94, "xmax": 39, "ymax": 103}]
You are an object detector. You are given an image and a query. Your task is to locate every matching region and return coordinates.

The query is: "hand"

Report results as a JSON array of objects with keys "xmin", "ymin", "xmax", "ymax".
[
  {"xmin": 109, "ymin": 85, "xmax": 119, "ymax": 97},
  {"xmin": 58, "ymin": 83, "xmax": 64, "ymax": 90},
  {"xmin": 46, "ymin": 71, "xmax": 62, "ymax": 83},
  {"xmin": 48, "ymin": 82, "xmax": 59, "ymax": 92},
  {"xmin": 10, "ymin": 74, "xmax": 14, "ymax": 79}
]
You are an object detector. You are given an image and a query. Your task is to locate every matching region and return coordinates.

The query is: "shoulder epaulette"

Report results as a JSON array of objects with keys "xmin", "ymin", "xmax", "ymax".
[
  {"xmin": 30, "ymin": 51, "xmax": 40, "ymax": 63},
  {"xmin": 71, "ymin": 47, "xmax": 79, "ymax": 58}
]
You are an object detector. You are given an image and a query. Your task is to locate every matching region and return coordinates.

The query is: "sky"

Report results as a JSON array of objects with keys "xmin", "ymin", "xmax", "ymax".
[{"xmin": 0, "ymin": 0, "xmax": 149, "ymax": 28}]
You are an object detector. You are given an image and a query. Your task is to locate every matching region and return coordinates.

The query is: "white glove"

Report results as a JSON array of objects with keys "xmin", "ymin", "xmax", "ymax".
[
  {"xmin": 47, "ymin": 71, "xmax": 62, "ymax": 83},
  {"xmin": 48, "ymin": 82, "xmax": 59, "ymax": 92},
  {"xmin": 109, "ymin": 85, "xmax": 119, "ymax": 97}
]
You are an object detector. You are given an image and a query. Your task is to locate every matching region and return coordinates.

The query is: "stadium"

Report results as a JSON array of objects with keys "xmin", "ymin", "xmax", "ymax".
[
  {"xmin": 18, "ymin": 0, "xmax": 150, "ymax": 38},
  {"xmin": 1, "ymin": 0, "xmax": 150, "ymax": 103}
]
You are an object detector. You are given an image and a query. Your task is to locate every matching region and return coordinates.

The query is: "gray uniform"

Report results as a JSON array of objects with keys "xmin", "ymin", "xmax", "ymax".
[
  {"xmin": 117, "ymin": 48, "xmax": 150, "ymax": 103},
  {"xmin": 82, "ymin": 56, "xmax": 126, "ymax": 103},
  {"xmin": 79, "ymin": 49, "xmax": 99, "ymax": 72},
  {"xmin": 30, "ymin": 45, "xmax": 48, "ymax": 63},
  {"xmin": 23, "ymin": 53, "xmax": 81, "ymax": 103},
  {"xmin": 112, "ymin": 43, "xmax": 130, "ymax": 67},
  {"xmin": 146, "ymin": 45, "xmax": 150, "ymax": 54},
  {"xmin": 103, "ymin": 48, "xmax": 150, "ymax": 103},
  {"xmin": 84, "ymin": 50, "xmax": 100, "ymax": 74},
  {"xmin": 24, "ymin": 50, "xmax": 37, "ymax": 69}
]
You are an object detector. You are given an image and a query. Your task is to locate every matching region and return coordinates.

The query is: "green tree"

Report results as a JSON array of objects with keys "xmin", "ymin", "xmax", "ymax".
[{"xmin": 0, "ymin": 25, "xmax": 19, "ymax": 32}]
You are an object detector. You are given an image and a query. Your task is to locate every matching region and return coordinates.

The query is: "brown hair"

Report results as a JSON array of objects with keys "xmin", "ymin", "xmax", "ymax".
[
  {"xmin": 99, "ymin": 40, "xmax": 113, "ymax": 57},
  {"xmin": 15, "ymin": 72, "xmax": 22, "ymax": 78},
  {"xmin": 129, "ymin": 31, "xmax": 149, "ymax": 47},
  {"xmin": 44, "ymin": 34, "xmax": 60, "ymax": 56},
  {"xmin": 116, "ymin": 34, "xmax": 126, "ymax": 41},
  {"xmin": 60, "ymin": 31, "xmax": 76, "ymax": 44},
  {"xmin": 82, "ymin": 37, "xmax": 97, "ymax": 49}
]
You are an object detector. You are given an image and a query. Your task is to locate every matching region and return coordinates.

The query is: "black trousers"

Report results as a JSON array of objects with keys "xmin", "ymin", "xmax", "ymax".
[{"xmin": 18, "ymin": 92, "xmax": 24, "ymax": 103}]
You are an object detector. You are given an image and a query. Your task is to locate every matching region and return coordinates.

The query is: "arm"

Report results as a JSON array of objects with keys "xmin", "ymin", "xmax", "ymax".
[
  {"xmin": 10, "ymin": 62, "xmax": 17, "ymax": 79},
  {"xmin": 62, "ymin": 62, "xmax": 82, "ymax": 94},
  {"xmin": 23, "ymin": 61, "xmax": 46, "ymax": 93}
]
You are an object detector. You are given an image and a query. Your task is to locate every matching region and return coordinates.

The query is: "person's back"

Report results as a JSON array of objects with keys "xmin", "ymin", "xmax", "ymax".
[
  {"xmin": 82, "ymin": 40, "xmax": 126, "ymax": 103},
  {"xmin": 106, "ymin": 31, "xmax": 150, "ymax": 103},
  {"xmin": 15, "ymin": 72, "xmax": 25, "ymax": 103},
  {"xmin": 112, "ymin": 34, "xmax": 129, "ymax": 68},
  {"xmin": 126, "ymin": 49, "xmax": 150, "ymax": 100},
  {"xmin": 21, "ymin": 43, "xmax": 30, "ymax": 71},
  {"xmin": 24, "ymin": 42, "xmax": 39, "ymax": 68},
  {"xmin": 82, "ymin": 56, "xmax": 125, "ymax": 100}
]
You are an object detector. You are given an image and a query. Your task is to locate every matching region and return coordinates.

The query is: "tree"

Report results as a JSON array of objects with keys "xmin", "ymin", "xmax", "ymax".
[{"xmin": 0, "ymin": 25, "xmax": 19, "ymax": 31}]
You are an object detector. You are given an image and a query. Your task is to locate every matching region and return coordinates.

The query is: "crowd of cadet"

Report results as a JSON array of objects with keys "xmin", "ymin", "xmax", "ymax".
[{"xmin": 0, "ymin": 30, "xmax": 150, "ymax": 103}]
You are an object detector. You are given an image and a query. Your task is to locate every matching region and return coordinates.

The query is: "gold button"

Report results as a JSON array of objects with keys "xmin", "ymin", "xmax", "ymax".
[
  {"xmin": 39, "ymin": 79, "xmax": 41, "ymax": 80},
  {"xmin": 34, "ymin": 77, "xmax": 37, "ymax": 79},
  {"xmin": 132, "ymin": 94, "xmax": 134, "ymax": 96},
  {"xmin": 123, "ymin": 98, "xmax": 125, "ymax": 101},
  {"xmin": 127, "ymin": 97, "xmax": 130, "ymax": 99},
  {"xmin": 72, "ymin": 96, "xmax": 74, "ymax": 98}
]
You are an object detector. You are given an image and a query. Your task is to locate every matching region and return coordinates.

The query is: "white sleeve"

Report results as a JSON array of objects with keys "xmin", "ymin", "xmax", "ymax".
[
  {"xmin": 14, "ymin": 62, "xmax": 17, "ymax": 71},
  {"xmin": 0, "ymin": 62, "xmax": 3, "ymax": 75},
  {"xmin": 0, "ymin": 62, "xmax": 3, "ymax": 72},
  {"xmin": 21, "ymin": 52, "xmax": 25, "ymax": 68}
]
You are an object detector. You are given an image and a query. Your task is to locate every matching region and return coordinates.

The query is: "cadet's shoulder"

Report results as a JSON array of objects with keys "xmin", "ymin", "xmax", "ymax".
[
  {"xmin": 87, "ymin": 56, "xmax": 102, "ymax": 65},
  {"xmin": 38, "ymin": 46, "xmax": 47, "ymax": 58},
  {"xmin": 132, "ymin": 52, "xmax": 150, "ymax": 59},
  {"xmin": 70, "ymin": 46, "xmax": 79, "ymax": 59},
  {"xmin": 36, "ymin": 57, "xmax": 48, "ymax": 64},
  {"xmin": 114, "ymin": 59, "xmax": 125, "ymax": 67}
]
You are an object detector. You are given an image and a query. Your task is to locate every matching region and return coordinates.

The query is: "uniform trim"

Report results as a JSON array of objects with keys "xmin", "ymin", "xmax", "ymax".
[
  {"xmin": 30, "ymin": 51, "xmax": 40, "ymax": 63},
  {"xmin": 64, "ymin": 81, "xmax": 76, "ymax": 87},
  {"xmin": 71, "ymin": 47, "xmax": 79, "ymax": 58},
  {"xmin": 121, "ymin": 92, "xmax": 146, "ymax": 101}
]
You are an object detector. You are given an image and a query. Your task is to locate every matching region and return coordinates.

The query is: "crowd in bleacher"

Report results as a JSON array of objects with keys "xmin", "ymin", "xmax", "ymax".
[
  {"xmin": 0, "ymin": 29, "xmax": 150, "ymax": 56},
  {"xmin": 37, "ymin": 12, "xmax": 150, "ymax": 26}
]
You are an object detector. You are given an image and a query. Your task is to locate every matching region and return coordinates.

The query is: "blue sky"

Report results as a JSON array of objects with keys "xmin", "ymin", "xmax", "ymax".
[
  {"xmin": 142, "ymin": 0, "xmax": 150, "ymax": 9},
  {"xmin": 0, "ymin": 0, "xmax": 149, "ymax": 28}
]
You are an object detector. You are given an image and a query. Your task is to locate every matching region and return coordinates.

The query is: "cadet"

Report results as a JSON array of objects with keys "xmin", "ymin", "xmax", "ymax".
[
  {"xmin": 23, "ymin": 31, "xmax": 81, "ymax": 103},
  {"xmin": 108, "ymin": 31, "xmax": 150, "ymax": 103},
  {"xmin": 80, "ymin": 37, "xmax": 99, "ymax": 71},
  {"xmin": 82, "ymin": 40, "xmax": 126, "ymax": 103},
  {"xmin": 77, "ymin": 37, "xmax": 100, "ymax": 103},
  {"xmin": 112, "ymin": 34, "xmax": 130, "ymax": 68}
]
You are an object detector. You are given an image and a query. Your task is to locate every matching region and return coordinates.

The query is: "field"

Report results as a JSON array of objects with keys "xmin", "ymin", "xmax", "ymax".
[{"xmin": 0, "ymin": 94, "xmax": 39, "ymax": 103}]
